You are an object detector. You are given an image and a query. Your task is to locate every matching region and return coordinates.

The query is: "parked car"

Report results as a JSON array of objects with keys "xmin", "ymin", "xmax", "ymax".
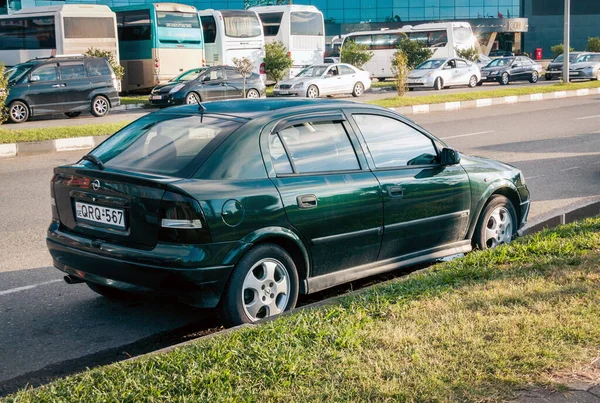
[
  {"xmin": 545, "ymin": 52, "xmax": 584, "ymax": 80},
  {"xmin": 568, "ymin": 53, "xmax": 600, "ymax": 81},
  {"xmin": 273, "ymin": 63, "xmax": 371, "ymax": 98},
  {"xmin": 47, "ymin": 98, "xmax": 530, "ymax": 326},
  {"xmin": 476, "ymin": 54, "xmax": 492, "ymax": 68},
  {"xmin": 149, "ymin": 66, "xmax": 266, "ymax": 107},
  {"xmin": 4, "ymin": 55, "xmax": 120, "ymax": 124},
  {"xmin": 407, "ymin": 58, "xmax": 481, "ymax": 90},
  {"xmin": 489, "ymin": 50, "xmax": 514, "ymax": 57},
  {"xmin": 480, "ymin": 56, "xmax": 540, "ymax": 85}
]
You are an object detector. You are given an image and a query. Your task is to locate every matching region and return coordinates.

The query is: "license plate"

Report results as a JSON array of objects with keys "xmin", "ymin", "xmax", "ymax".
[
  {"xmin": 75, "ymin": 201, "xmax": 126, "ymax": 229},
  {"xmin": 571, "ymin": 72, "xmax": 579, "ymax": 75},
  {"xmin": 150, "ymin": 95, "xmax": 162, "ymax": 100},
  {"xmin": 279, "ymin": 90, "xmax": 289, "ymax": 95},
  {"xmin": 408, "ymin": 79, "xmax": 421, "ymax": 83}
]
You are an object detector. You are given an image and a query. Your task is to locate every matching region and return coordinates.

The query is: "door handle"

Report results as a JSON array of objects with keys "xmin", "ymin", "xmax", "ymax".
[
  {"xmin": 387, "ymin": 186, "xmax": 403, "ymax": 198},
  {"xmin": 52, "ymin": 83, "xmax": 65, "ymax": 88},
  {"xmin": 220, "ymin": 82, "xmax": 226, "ymax": 86},
  {"xmin": 297, "ymin": 194, "xmax": 317, "ymax": 209}
]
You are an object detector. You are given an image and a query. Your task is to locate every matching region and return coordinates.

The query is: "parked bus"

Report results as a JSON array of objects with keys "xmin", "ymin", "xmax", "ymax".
[
  {"xmin": 113, "ymin": 3, "xmax": 204, "ymax": 92},
  {"xmin": 0, "ymin": 5, "xmax": 118, "ymax": 67},
  {"xmin": 250, "ymin": 5, "xmax": 324, "ymax": 78},
  {"xmin": 198, "ymin": 9, "xmax": 266, "ymax": 81},
  {"xmin": 338, "ymin": 22, "xmax": 476, "ymax": 80}
]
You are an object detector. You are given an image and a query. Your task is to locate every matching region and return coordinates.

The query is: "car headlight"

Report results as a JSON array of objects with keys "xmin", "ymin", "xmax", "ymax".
[
  {"xmin": 274, "ymin": 84, "xmax": 280, "ymax": 89},
  {"xmin": 169, "ymin": 84, "xmax": 185, "ymax": 94},
  {"xmin": 293, "ymin": 82, "xmax": 304, "ymax": 89}
]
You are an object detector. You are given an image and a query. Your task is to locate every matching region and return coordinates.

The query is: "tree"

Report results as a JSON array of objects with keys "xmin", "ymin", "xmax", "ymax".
[
  {"xmin": 85, "ymin": 47, "xmax": 124, "ymax": 80},
  {"xmin": 232, "ymin": 56, "xmax": 254, "ymax": 98},
  {"xmin": 264, "ymin": 41, "xmax": 292, "ymax": 83},
  {"xmin": 550, "ymin": 43, "xmax": 574, "ymax": 58},
  {"xmin": 0, "ymin": 63, "xmax": 9, "ymax": 124},
  {"xmin": 587, "ymin": 37, "xmax": 600, "ymax": 52},
  {"xmin": 340, "ymin": 41, "xmax": 373, "ymax": 69},
  {"xmin": 392, "ymin": 35, "xmax": 433, "ymax": 71},
  {"xmin": 392, "ymin": 52, "xmax": 408, "ymax": 96},
  {"xmin": 455, "ymin": 46, "xmax": 478, "ymax": 62}
]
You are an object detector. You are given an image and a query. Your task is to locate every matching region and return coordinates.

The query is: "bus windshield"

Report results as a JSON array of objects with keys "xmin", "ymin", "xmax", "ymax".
[
  {"xmin": 221, "ymin": 11, "xmax": 262, "ymax": 38},
  {"xmin": 415, "ymin": 59, "xmax": 445, "ymax": 70},
  {"xmin": 487, "ymin": 57, "xmax": 515, "ymax": 67},
  {"xmin": 296, "ymin": 65, "xmax": 327, "ymax": 77},
  {"xmin": 5, "ymin": 63, "xmax": 34, "ymax": 85},
  {"xmin": 452, "ymin": 26, "xmax": 474, "ymax": 45},
  {"xmin": 290, "ymin": 12, "xmax": 323, "ymax": 36},
  {"xmin": 156, "ymin": 12, "xmax": 200, "ymax": 29}
]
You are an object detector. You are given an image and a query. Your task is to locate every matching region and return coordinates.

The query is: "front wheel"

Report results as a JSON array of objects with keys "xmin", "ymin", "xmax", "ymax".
[
  {"xmin": 219, "ymin": 244, "xmax": 299, "ymax": 327},
  {"xmin": 472, "ymin": 195, "xmax": 518, "ymax": 250},
  {"xmin": 499, "ymin": 72, "xmax": 510, "ymax": 85},
  {"xmin": 545, "ymin": 73, "xmax": 552, "ymax": 81},
  {"xmin": 468, "ymin": 75, "xmax": 478, "ymax": 88},
  {"xmin": 594, "ymin": 70, "xmax": 600, "ymax": 81},
  {"xmin": 8, "ymin": 101, "xmax": 29, "ymax": 123},
  {"xmin": 246, "ymin": 88, "xmax": 260, "ymax": 98},
  {"xmin": 306, "ymin": 85, "xmax": 319, "ymax": 98},
  {"xmin": 433, "ymin": 77, "xmax": 443, "ymax": 91},
  {"xmin": 91, "ymin": 96, "xmax": 110, "ymax": 117},
  {"xmin": 352, "ymin": 82, "xmax": 364, "ymax": 97},
  {"xmin": 529, "ymin": 71, "xmax": 539, "ymax": 83},
  {"xmin": 185, "ymin": 92, "xmax": 201, "ymax": 104}
]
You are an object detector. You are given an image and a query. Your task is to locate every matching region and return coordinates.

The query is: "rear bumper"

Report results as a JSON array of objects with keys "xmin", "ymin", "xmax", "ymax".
[{"xmin": 47, "ymin": 223, "xmax": 237, "ymax": 308}]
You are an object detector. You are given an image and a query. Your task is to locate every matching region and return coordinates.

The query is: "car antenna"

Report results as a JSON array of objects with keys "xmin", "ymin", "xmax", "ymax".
[{"xmin": 198, "ymin": 103, "xmax": 206, "ymax": 122}]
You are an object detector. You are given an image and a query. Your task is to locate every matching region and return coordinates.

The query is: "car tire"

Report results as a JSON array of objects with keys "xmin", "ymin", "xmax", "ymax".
[
  {"xmin": 529, "ymin": 71, "xmax": 539, "ymax": 83},
  {"xmin": 185, "ymin": 92, "xmax": 201, "ymax": 104},
  {"xmin": 91, "ymin": 96, "xmax": 110, "ymax": 117},
  {"xmin": 7, "ymin": 101, "xmax": 29, "ymax": 124},
  {"xmin": 433, "ymin": 77, "xmax": 443, "ymax": 90},
  {"xmin": 219, "ymin": 244, "xmax": 299, "ymax": 327},
  {"xmin": 86, "ymin": 282, "xmax": 138, "ymax": 301},
  {"xmin": 246, "ymin": 88, "xmax": 260, "ymax": 98},
  {"xmin": 545, "ymin": 73, "xmax": 552, "ymax": 81},
  {"xmin": 352, "ymin": 82, "xmax": 364, "ymax": 97},
  {"xmin": 500, "ymin": 72, "xmax": 510, "ymax": 85},
  {"xmin": 472, "ymin": 195, "xmax": 518, "ymax": 250},
  {"xmin": 306, "ymin": 85, "xmax": 319, "ymax": 98},
  {"xmin": 595, "ymin": 70, "xmax": 600, "ymax": 81},
  {"xmin": 476, "ymin": 81, "xmax": 483, "ymax": 86},
  {"xmin": 468, "ymin": 75, "xmax": 478, "ymax": 88},
  {"xmin": 65, "ymin": 112, "xmax": 81, "ymax": 118}
]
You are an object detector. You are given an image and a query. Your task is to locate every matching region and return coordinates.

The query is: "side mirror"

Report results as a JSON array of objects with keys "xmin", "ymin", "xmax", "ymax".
[
  {"xmin": 440, "ymin": 148, "xmax": 461, "ymax": 165},
  {"xmin": 29, "ymin": 75, "xmax": 40, "ymax": 82}
]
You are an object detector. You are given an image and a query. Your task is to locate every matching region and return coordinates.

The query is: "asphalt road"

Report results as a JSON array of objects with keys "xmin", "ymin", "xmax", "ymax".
[{"xmin": 0, "ymin": 94, "xmax": 599, "ymax": 393}]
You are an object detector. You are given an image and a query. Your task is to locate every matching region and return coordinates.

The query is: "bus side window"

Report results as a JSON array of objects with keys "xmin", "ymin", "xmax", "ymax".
[{"xmin": 200, "ymin": 16, "xmax": 216, "ymax": 44}]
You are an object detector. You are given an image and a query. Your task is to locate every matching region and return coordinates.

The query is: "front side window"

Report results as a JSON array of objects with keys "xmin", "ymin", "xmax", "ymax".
[
  {"xmin": 290, "ymin": 12, "xmax": 323, "ymax": 36},
  {"xmin": 221, "ymin": 10, "xmax": 262, "ymax": 38},
  {"xmin": 273, "ymin": 120, "xmax": 359, "ymax": 174},
  {"xmin": 31, "ymin": 64, "xmax": 58, "ymax": 82},
  {"xmin": 353, "ymin": 114, "xmax": 438, "ymax": 168},
  {"xmin": 156, "ymin": 12, "xmax": 200, "ymax": 29}
]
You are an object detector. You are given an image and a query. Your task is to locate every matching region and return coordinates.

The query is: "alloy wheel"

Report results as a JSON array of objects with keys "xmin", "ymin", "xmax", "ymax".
[
  {"xmin": 93, "ymin": 98, "xmax": 108, "ymax": 116},
  {"xmin": 469, "ymin": 75, "xmax": 478, "ymax": 88},
  {"xmin": 501, "ymin": 73, "xmax": 509, "ymax": 85},
  {"xmin": 185, "ymin": 93, "xmax": 200, "ymax": 104},
  {"xmin": 353, "ymin": 82, "xmax": 364, "ymax": 97},
  {"xmin": 241, "ymin": 258, "xmax": 290, "ymax": 321},
  {"xmin": 246, "ymin": 89, "xmax": 260, "ymax": 98},
  {"xmin": 484, "ymin": 206, "xmax": 514, "ymax": 248},
  {"xmin": 307, "ymin": 85, "xmax": 319, "ymax": 98},
  {"xmin": 10, "ymin": 103, "xmax": 27, "ymax": 123}
]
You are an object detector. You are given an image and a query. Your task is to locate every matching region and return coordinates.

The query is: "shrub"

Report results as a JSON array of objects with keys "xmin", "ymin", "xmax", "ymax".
[
  {"xmin": 392, "ymin": 35, "xmax": 433, "ymax": 71},
  {"xmin": 0, "ymin": 63, "xmax": 9, "ymax": 124},
  {"xmin": 340, "ymin": 40, "xmax": 374, "ymax": 69},
  {"xmin": 455, "ymin": 46, "xmax": 478, "ymax": 62},
  {"xmin": 232, "ymin": 56, "xmax": 254, "ymax": 97},
  {"xmin": 392, "ymin": 52, "xmax": 408, "ymax": 97},
  {"xmin": 85, "ymin": 48, "xmax": 124, "ymax": 80},
  {"xmin": 550, "ymin": 43, "xmax": 574, "ymax": 58},
  {"xmin": 264, "ymin": 41, "xmax": 292, "ymax": 83},
  {"xmin": 586, "ymin": 37, "xmax": 600, "ymax": 52}
]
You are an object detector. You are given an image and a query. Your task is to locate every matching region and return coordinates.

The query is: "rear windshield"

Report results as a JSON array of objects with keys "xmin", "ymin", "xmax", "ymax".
[{"xmin": 90, "ymin": 114, "xmax": 242, "ymax": 177}]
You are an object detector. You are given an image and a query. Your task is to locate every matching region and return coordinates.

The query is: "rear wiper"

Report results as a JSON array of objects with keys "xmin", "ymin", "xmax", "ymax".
[{"xmin": 81, "ymin": 154, "xmax": 104, "ymax": 170}]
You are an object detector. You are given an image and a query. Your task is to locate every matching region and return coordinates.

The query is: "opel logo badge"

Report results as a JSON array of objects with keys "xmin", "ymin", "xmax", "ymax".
[{"xmin": 92, "ymin": 179, "xmax": 100, "ymax": 191}]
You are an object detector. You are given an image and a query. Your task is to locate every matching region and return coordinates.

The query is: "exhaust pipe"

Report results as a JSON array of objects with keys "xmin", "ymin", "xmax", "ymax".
[{"xmin": 64, "ymin": 275, "xmax": 84, "ymax": 284}]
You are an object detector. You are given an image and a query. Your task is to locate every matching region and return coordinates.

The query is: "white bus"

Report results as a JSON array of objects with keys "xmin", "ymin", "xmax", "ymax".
[
  {"xmin": 199, "ymin": 9, "xmax": 266, "ymax": 81},
  {"xmin": 338, "ymin": 22, "xmax": 476, "ymax": 80},
  {"xmin": 0, "ymin": 5, "xmax": 119, "ymax": 67},
  {"xmin": 250, "ymin": 5, "xmax": 324, "ymax": 78}
]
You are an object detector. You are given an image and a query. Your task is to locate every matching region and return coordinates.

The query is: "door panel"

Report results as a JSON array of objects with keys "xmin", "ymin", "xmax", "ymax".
[
  {"xmin": 223, "ymin": 68, "xmax": 244, "ymax": 99},
  {"xmin": 58, "ymin": 63, "xmax": 90, "ymax": 111},
  {"xmin": 27, "ymin": 63, "xmax": 61, "ymax": 113},
  {"xmin": 199, "ymin": 68, "xmax": 226, "ymax": 100}
]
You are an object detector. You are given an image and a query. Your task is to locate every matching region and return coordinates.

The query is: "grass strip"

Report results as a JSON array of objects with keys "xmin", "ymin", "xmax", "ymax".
[
  {"xmin": 370, "ymin": 80, "xmax": 600, "ymax": 108},
  {"xmin": 0, "ymin": 122, "xmax": 130, "ymax": 144},
  {"xmin": 6, "ymin": 218, "xmax": 600, "ymax": 402},
  {"xmin": 121, "ymin": 95, "xmax": 149, "ymax": 105}
]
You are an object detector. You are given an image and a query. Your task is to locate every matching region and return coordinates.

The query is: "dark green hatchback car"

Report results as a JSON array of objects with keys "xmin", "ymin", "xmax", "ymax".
[{"xmin": 48, "ymin": 99, "xmax": 529, "ymax": 326}]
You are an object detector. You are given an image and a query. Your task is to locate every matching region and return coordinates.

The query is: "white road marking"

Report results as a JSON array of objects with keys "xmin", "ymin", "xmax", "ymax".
[
  {"xmin": 575, "ymin": 115, "xmax": 600, "ymax": 120},
  {"xmin": 440, "ymin": 131, "xmax": 494, "ymax": 140},
  {"xmin": 593, "ymin": 161, "xmax": 600, "ymax": 165},
  {"xmin": 0, "ymin": 279, "xmax": 62, "ymax": 296},
  {"xmin": 524, "ymin": 175, "xmax": 544, "ymax": 180},
  {"xmin": 559, "ymin": 167, "xmax": 580, "ymax": 172}
]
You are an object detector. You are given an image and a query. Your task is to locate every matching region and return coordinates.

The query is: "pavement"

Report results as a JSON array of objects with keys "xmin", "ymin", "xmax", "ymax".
[{"xmin": 0, "ymin": 94, "xmax": 599, "ymax": 395}]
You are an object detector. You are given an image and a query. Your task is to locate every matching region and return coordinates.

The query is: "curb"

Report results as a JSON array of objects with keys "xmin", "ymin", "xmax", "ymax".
[
  {"xmin": 392, "ymin": 87, "xmax": 600, "ymax": 115},
  {"xmin": 0, "ymin": 135, "xmax": 110, "ymax": 157},
  {"xmin": 113, "ymin": 103, "xmax": 148, "ymax": 112}
]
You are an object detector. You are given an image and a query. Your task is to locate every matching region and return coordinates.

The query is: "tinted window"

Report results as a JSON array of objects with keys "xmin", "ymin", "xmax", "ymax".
[
  {"xmin": 116, "ymin": 10, "xmax": 151, "ymax": 41},
  {"xmin": 85, "ymin": 59, "xmax": 112, "ymax": 77},
  {"xmin": 156, "ymin": 12, "xmax": 200, "ymax": 29},
  {"xmin": 290, "ymin": 12, "xmax": 323, "ymax": 36},
  {"xmin": 63, "ymin": 17, "xmax": 115, "ymax": 39},
  {"xmin": 226, "ymin": 69, "xmax": 243, "ymax": 81},
  {"xmin": 31, "ymin": 64, "xmax": 58, "ymax": 82},
  {"xmin": 0, "ymin": 17, "xmax": 56, "ymax": 50},
  {"xmin": 200, "ymin": 15, "xmax": 216, "ymax": 43},
  {"xmin": 258, "ymin": 12, "xmax": 282, "ymax": 37},
  {"xmin": 277, "ymin": 121, "xmax": 359, "ymax": 173},
  {"xmin": 221, "ymin": 10, "xmax": 262, "ymax": 38},
  {"xmin": 353, "ymin": 114, "xmax": 438, "ymax": 168},
  {"xmin": 59, "ymin": 64, "xmax": 86, "ymax": 79},
  {"xmin": 91, "ymin": 115, "xmax": 241, "ymax": 177}
]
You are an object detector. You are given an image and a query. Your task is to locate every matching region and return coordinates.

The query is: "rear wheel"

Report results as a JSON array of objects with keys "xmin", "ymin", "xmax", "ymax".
[
  {"xmin": 185, "ymin": 92, "xmax": 201, "ymax": 104},
  {"xmin": 545, "ymin": 73, "xmax": 552, "ymax": 81},
  {"xmin": 595, "ymin": 70, "xmax": 600, "ymax": 81},
  {"xmin": 91, "ymin": 96, "xmax": 110, "ymax": 117},
  {"xmin": 220, "ymin": 244, "xmax": 299, "ymax": 327},
  {"xmin": 86, "ymin": 282, "xmax": 138, "ymax": 301},
  {"xmin": 472, "ymin": 195, "xmax": 518, "ymax": 250},
  {"xmin": 433, "ymin": 77, "xmax": 443, "ymax": 90},
  {"xmin": 65, "ymin": 111, "xmax": 81, "ymax": 118},
  {"xmin": 468, "ymin": 75, "xmax": 478, "ymax": 88},
  {"xmin": 352, "ymin": 82, "xmax": 364, "ymax": 97},
  {"xmin": 306, "ymin": 85, "xmax": 319, "ymax": 98},
  {"xmin": 8, "ymin": 101, "xmax": 29, "ymax": 123},
  {"xmin": 529, "ymin": 71, "xmax": 539, "ymax": 83},
  {"xmin": 246, "ymin": 88, "xmax": 260, "ymax": 98},
  {"xmin": 500, "ymin": 72, "xmax": 510, "ymax": 85}
]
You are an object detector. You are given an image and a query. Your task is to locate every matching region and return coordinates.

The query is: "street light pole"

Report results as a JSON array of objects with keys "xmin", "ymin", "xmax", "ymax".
[{"xmin": 563, "ymin": 0, "xmax": 570, "ymax": 83}]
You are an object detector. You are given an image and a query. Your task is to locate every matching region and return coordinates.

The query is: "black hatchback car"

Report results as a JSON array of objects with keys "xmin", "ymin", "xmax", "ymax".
[
  {"xmin": 4, "ymin": 56, "xmax": 120, "ymax": 123},
  {"xmin": 149, "ymin": 66, "xmax": 266, "ymax": 107},
  {"xmin": 47, "ymin": 99, "xmax": 529, "ymax": 326},
  {"xmin": 480, "ymin": 56, "xmax": 541, "ymax": 85}
]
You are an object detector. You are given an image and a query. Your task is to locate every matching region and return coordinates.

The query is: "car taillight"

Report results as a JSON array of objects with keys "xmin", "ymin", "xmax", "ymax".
[
  {"xmin": 260, "ymin": 63, "xmax": 266, "ymax": 74},
  {"xmin": 158, "ymin": 191, "xmax": 210, "ymax": 244},
  {"xmin": 50, "ymin": 174, "xmax": 59, "ymax": 221},
  {"xmin": 155, "ymin": 58, "xmax": 159, "ymax": 72},
  {"xmin": 202, "ymin": 59, "xmax": 206, "ymax": 67}
]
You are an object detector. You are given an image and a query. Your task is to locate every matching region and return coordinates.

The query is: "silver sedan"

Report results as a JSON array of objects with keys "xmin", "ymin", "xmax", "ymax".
[
  {"xmin": 569, "ymin": 53, "xmax": 600, "ymax": 80},
  {"xmin": 407, "ymin": 58, "xmax": 482, "ymax": 90}
]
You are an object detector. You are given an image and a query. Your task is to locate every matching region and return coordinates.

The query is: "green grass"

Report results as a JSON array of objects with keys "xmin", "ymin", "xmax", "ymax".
[
  {"xmin": 0, "ymin": 122, "xmax": 130, "ymax": 144},
  {"xmin": 6, "ymin": 218, "xmax": 600, "ymax": 402},
  {"xmin": 120, "ymin": 95, "xmax": 149, "ymax": 105},
  {"xmin": 370, "ymin": 80, "xmax": 600, "ymax": 108}
]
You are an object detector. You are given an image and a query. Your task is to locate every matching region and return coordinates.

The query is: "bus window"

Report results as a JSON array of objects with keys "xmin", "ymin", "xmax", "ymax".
[
  {"xmin": 290, "ymin": 12, "xmax": 323, "ymax": 36},
  {"xmin": 221, "ymin": 10, "xmax": 261, "ymax": 38},
  {"xmin": 0, "ymin": 17, "xmax": 56, "ymax": 50},
  {"xmin": 117, "ymin": 10, "xmax": 151, "ymax": 41},
  {"xmin": 63, "ymin": 17, "xmax": 115, "ymax": 39},
  {"xmin": 200, "ymin": 15, "xmax": 216, "ymax": 43},
  {"xmin": 258, "ymin": 12, "xmax": 282, "ymax": 37},
  {"xmin": 156, "ymin": 12, "xmax": 200, "ymax": 29}
]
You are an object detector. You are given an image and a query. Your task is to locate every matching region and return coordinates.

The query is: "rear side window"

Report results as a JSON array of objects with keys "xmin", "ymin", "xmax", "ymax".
[
  {"xmin": 91, "ymin": 115, "xmax": 241, "ymax": 177},
  {"xmin": 270, "ymin": 120, "xmax": 359, "ymax": 174},
  {"xmin": 59, "ymin": 64, "xmax": 86, "ymax": 79},
  {"xmin": 85, "ymin": 59, "xmax": 112, "ymax": 77}
]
